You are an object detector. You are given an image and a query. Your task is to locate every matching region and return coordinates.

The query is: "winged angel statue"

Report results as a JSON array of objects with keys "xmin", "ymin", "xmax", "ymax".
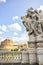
[{"xmin": 21, "ymin": 7, "xmax": 43, "ymax": 36}]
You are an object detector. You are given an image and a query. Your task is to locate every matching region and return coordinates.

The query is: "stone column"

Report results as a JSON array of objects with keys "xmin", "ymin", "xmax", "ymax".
[
  {"xmin": 21, "ymin": 52, "xmax": 29, "ymax": 64},
  {"xmin": 28, "ymin": 34, "xmax": 38, "ymax": 65},
  {"xmin": 37, "ymin": 34, "xmax": 43, "ymax": 65}
]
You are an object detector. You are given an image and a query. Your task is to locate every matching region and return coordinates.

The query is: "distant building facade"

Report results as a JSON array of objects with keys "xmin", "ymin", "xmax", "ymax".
[
  {"xmin": 0, "ymin": 39, "xmax": 28, "ymax": 51},
  {"xmin": 0, "ymin": 39, "xmax": 18, "ymax": 50}
]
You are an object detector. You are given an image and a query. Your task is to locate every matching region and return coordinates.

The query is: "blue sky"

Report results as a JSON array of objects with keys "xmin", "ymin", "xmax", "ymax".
[{"xmin": 0, "ymin": 0, "xmax": 43, "ymax": 44}]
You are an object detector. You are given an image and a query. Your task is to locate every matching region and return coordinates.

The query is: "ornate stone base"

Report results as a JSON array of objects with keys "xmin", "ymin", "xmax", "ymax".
[
  {"xmin": 30, "ymin": 63, "xmax": 39, "ymax": 65},
  {"xmin": 0, "ymin": 63, "xmax": 29, "ymax": 65}
]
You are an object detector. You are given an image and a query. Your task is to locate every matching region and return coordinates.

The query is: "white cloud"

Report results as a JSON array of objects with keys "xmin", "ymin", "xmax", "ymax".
[
  {"xmin": 38, "ymin": 5, "xmax": 43, "ymax": 11},
  {"xmin": 12, "ymin": 31, "xmax": 29, "ymax": 44},
  {"xmin": 12, "ymin": 16, "xmax": 19, "ymax": 20},
  {"xmin": 0, "ymin": 31, "xmax": 3, "ymax": 35},
  {"xmin": 0, "ymin": 25, "xmax": 7, "ymax": 32},
  {"xmin": 0, "ymin": 0, "xmax": 6, "ymax": 3},
  {"xmin": 13, "ymin": 32, "xmax": 18, "ymax": 36},
  {"xmin": 0, "ymin": 31, "xmax": 29, "ymax": 44},
  {"xmin": 0, "ymin": 36, "xmax": 5, "ymax": 42},
  {"xmin": 19, "ymin": 31, "xmax": 29, "ymax": 43},
  {"xmin": 2, "ymin": 25, "xmax": 7, "ymax": 32},
  {"xmin": 9, "ymin": 23, "xmax": 22, "ymax": 31}
]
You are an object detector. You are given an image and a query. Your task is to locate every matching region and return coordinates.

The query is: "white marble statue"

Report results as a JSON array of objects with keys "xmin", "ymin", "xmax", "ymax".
[{"xmin": 21, "ymin": 7, "xmax": 43, "ymax": 65}]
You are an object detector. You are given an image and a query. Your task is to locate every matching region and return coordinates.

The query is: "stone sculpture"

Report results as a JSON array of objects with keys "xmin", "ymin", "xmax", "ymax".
[
  {"xmin": 21, "ymin": 7, "xmax": 43, "ymax": 36},
  {"xmin": 21, "ymin": 7, "xmax": 43, "ymax": 65}
]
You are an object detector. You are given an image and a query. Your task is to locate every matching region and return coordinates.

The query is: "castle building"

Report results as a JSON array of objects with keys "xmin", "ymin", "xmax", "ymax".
[
  {"xmin": 0, "ymin": 39, "xmax": 18, "ymax": 51},
  {"xmin": 0, "ymin": 39, "xmax": 28, "ymax": 51}
]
